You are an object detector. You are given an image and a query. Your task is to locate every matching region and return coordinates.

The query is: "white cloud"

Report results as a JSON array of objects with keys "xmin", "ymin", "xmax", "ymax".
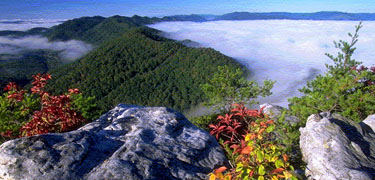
[
  {"xmin": 0, "ymin": 19, "xmax": 91, "ymax": 61},
  {"xmin": 150, "ymin": 20, "xmax": 375, "ymax": 107},
  {"xmin": 0, "ymin": 36, "xmax": 92, "ymax": 61},
  {"xmin": 0, "ymin": 19, "xmax": 63, "ymax": 31}
]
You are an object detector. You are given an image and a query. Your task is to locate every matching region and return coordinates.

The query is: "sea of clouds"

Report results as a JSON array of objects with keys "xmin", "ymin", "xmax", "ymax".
[
  {"xmin": 0, "ymin": 36, "xmax": 92, "ymax": 61},
  {"xmin": 150, "ymin": 20, "xmax": 375, "ymax": 107},
  {"xmin": 0, "ymin": 19, "xmax": 92, "ymax": 61},
  {"xmin": 0, "ymin": 19, "xmax": 63, "ymax": 31}
]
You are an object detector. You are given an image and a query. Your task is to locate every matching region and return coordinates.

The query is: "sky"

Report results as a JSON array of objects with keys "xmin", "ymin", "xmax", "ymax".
[
  {"xmin": 0, "ymin": 0, "xmax": 375, "ymax": 19},
  {"xmin": 150, "ymin": 20, "xmax": 375, "ymax": 107}
]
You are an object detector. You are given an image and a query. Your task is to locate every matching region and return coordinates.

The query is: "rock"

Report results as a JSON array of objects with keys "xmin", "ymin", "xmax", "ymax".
[
  {"xmin": 260, "ymin": 103, "xmax": 300, "ymax": 125},
  {"xmin": 362, "ymin": 115, "xmax": 375, "ymax": 131},
  {"xmin": 0, "ymin": 104, "xmax": 227, "ymax": 180},
  {"xmin": 300, "ymin": 112, "xmax": 375, "ymax": 180}
]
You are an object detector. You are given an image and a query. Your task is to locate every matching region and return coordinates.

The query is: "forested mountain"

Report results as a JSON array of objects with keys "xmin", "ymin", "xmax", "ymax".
[
  {"xmin": 46, "ymin": 27, "xmax": 242, "ymax": 113},
  {"xmin": 0, "ymin": 15, "xmax": 164, "ymax": 90},
  {"xmin": 160, "ymin": 15, "xmax": 207, "ymax": 22},
  {"xmin": 215, "ymin": 11, "xmax": 375, "ymax": 21},
  {"xmin": 0, "ymin": 14, "xmax": 241, "ymax": 113},
  {"xmin": 0, "ymin": 27, "xmax": 49, "ymax": 37},
  {"xmin": 0, "ymin": 14, "xmax": 207, "ymax": 43},
  {"xmin": 44, "ymin": 15, "xmax": 158, "ymax": 44}
]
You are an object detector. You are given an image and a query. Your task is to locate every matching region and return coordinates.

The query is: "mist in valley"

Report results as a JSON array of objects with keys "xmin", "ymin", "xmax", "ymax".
[{"xmin": 150, "ymin": 20, "xmax": 375, "ymax": 111}]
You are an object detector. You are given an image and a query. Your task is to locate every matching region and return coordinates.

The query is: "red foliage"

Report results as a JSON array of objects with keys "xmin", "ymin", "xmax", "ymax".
[
  {"xmin": 4, "ymin": 73, "xmax": 86, "ymax": 137},
  {"xmin": 30, "ymin": 73, "xmax": 51, "ymax": 96},
  {"xmin": 4, "ymin": 82, "xmax": 26, "ymax": 102},
  {"xmin": 352, "ymin": 65, "xmax": 375, "ymax": 86},
  {"xmin": 209, "ymin": 103, "xmax": 265, "ymax": 145},
  {"xmin": 4, "ymin": 82, "xmax": 18, "ymax": 91}
]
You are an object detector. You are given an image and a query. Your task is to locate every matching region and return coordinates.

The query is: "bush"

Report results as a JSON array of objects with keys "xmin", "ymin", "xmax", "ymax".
[
  {"xmin": 0, "ymin": 74, "xmax": 97, "ymax": 141},
  {"xmin": 190, "ymin": 113, "xmax": 219, "ymax": 131},
  {"xmin": 208, "ymin": 104, "xmax": 298, "ymax": 180},
  {"xmin": 0, "ymin": 82, "xmax": 40, "ymax": 140},
  {"xmin": 289, "ymin": 22, "xmax": 375, "ymax": 122},
  {"xmin": 201, "ymin": 65, "xmax": 274, "ymax": 112}
]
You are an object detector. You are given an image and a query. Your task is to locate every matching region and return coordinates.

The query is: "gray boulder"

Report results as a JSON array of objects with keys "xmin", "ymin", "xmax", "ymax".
[
  {"xmin": 363, "ymin": 115, "xmax": 375, "ymax": 131},
  {"xmin": 300, "ymin": 112, "xmax": 375, "ymax": 180},
  {"xmin": 260, "ymin": 103, "xmax": 300, "ymax": 125},
  {"xmin": 0, "ymin": 104, "xmax": 227, "ymax": 180}
]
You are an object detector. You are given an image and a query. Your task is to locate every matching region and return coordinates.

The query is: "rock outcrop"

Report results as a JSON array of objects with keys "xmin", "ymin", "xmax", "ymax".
[
  {"xmin": 260, "ymin": 103, "xmax": 300, "ymax": 125},
  {"xmin": 300, "ymin": 112, "xmax": 375, "ymax": 180},
  {"xmin": 0, "ymin": 104, "xmax": 227, "ymax": 180}
]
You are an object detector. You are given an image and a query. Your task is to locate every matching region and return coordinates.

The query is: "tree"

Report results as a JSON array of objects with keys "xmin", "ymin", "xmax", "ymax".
[
  {"xmin": 289, "ymin": 22, "xmax": 375, "ymax": 122},
  {"xmin": 201, "ymin": 65, "xmax": 274, "ymax": 112}
]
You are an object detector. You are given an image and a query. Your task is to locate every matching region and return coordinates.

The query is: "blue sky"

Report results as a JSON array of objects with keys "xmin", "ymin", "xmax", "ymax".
[{"xmin": 0, "ymin": 0, "xmax": 374, "ymax": 19}]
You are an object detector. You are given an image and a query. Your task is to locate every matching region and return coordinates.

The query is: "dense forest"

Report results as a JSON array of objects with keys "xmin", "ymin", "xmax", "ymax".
[
  {"xmin": 46, "ymin": 27, "xmax": 242, "ymax": 113},
  {"xmin": 0, "ymin": 14, "xmax": 243, "ymax": 114},
  {"xmin": 0, "ymin": 14, "xmax": 213, "ymax": 89}
]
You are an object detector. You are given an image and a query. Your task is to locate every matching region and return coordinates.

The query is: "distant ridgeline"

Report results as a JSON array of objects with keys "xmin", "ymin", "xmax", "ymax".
[
  {"xmin": 0, "ymin": 15, "xmax": 242, "ymax": 114},
  {"xmin": 214, "ymin": 11, "xmax": 375, "ymax": 21}
]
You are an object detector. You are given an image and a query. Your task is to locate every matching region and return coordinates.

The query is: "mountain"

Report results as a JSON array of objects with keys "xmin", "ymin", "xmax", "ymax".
[
  {"xmin": 46, "ymin": 27, "xmax": 241, "ymax": 113},
  {"xmin": 0, "ymin": 27, "xmax": 49, "ymax": 37},
  {"xmin": 0, "ymin": 15, "xmax": 159, "ymax": 89},
  {"xmin": 44, "ymin": 15, "xmax": 160, "ymax": 44},
  {"xmin": 0, "ymin": 14, "xmax": 215, "ymax": 93},
  {"xmin": 43, "ymin": 15, "xmax": 206, "ymax": 45},
  {"xmin": 160, "ymin": 14, "xmax": 207, "ymax": 22},
  {"xmin": 197, "ymin": 14, "xmax": 218, "ymax": 21},
  {"xmin": 215, "ymin": 11, "xmax": 375, "ymax": 21}
]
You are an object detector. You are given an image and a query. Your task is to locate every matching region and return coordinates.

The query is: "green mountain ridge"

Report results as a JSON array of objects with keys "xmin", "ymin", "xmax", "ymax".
[
  {"xmin": 0, "ymin": 14, "xmax": 243, "ymax": 114},
  {"xmin": 46, "ymin": 27, "xmax": 242, "ymax": 113}
]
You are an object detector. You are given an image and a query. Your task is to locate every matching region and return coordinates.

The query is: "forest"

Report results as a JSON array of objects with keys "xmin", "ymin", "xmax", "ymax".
[
  {"xmin": 0, "ymin": 15, "xmax": 243, "ymax": 114},
  {"xmin": 46, "ymin": 27, "xmax": 242, "ymax": 114}
]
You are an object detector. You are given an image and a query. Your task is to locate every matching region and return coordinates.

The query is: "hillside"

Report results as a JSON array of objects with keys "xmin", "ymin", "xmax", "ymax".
[
  {"xmin": 0, "ymin": 14, "xmax": 242, "ymax": 113},
  {"xmin": 46, "ymin": 27, "xmax": 242, "ymax": 113},
  {"xmin": 0, "ymin": 15, "xmax": 162, "ymax": 89}
]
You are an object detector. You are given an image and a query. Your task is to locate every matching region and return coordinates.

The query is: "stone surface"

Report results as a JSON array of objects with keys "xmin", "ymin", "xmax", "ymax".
[
  {"xmin": 0, "ymin": 104, "xmax": 227, "ymax": 180},
  {"xmin": 300, "ymin": 112, "xmax": 375, "ymax": 180},
  {"xmin": 362, "ymin": 114, "xmax": 375, "ymax": 131},
  {"xmin": 260, "ymin": 103, "xmax": 300, "ymax": 125}
]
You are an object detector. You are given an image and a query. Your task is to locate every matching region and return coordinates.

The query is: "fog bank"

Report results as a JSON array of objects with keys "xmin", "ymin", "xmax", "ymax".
[
  {"xmin": 150, "ymin": 20, "xmax": 375, "ymax": 107},
  {"xmin": 0, "ymin": 36, "xmax": 92, "ymax": 61},
  {"xmin": 0, "ymin": 19, "xmax": 63, "ymax": 31}
]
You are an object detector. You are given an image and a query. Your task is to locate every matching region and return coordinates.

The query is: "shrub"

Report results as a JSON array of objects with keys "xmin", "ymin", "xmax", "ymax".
[
  {"xmin": 208, "ymin": 104, "xmax": 298, "ymax": 180},
  {"xmin": 201, "ymin": 65, "xmax": 274, "ymax": 112},
  {"xmin": 0, "ymin": 82, "xmax": 40, "ymax": 140},
  {"xmin": 289, "ymin": 22, "xmax": 375, "ymax": 122},
  {"xmin": 0, "ymin": 73, "xmax": 97, "ymax": 140},
  {"xmin": 273, "ymin": 111, "xmax": 305, "ymax": 171},
  {"xmin": 190, "ymin": 113, "xmax": 219, "ymax": 131}
]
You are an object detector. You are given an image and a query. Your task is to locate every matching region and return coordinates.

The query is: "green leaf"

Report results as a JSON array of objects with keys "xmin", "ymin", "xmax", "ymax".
[
  {"xmin": 275, "ymin": 159, "xmax": 284, "ymax": 168},
  {"xmin": 258, "ymin": 165, "xmax": 265, "ymax": 176},
  {"xmin": 266, "ymin": 124, "xmax": 275, "ymax": 133},
  {"xmin": 256, "ymin": 150, "xmax": 264, "ymax": 162}
]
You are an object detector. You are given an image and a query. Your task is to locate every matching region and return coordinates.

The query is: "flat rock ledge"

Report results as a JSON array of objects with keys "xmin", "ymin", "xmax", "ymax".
[
  {"xmin": 0, "ymin": 104, "xmax": 227, "ymax": 180},
  {"xmin": 300, "ymin": 112, "xmax": 375, "ymax": 180}
]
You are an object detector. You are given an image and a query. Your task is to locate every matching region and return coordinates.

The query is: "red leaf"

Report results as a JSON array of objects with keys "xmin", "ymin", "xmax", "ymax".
[
  {"xmin": 215, "ymin": 166, "xmax": 227, "ymax": 174},
  {"xmin": 272, "ymin": 168, "xmax": 284, "ymax": 174}
]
